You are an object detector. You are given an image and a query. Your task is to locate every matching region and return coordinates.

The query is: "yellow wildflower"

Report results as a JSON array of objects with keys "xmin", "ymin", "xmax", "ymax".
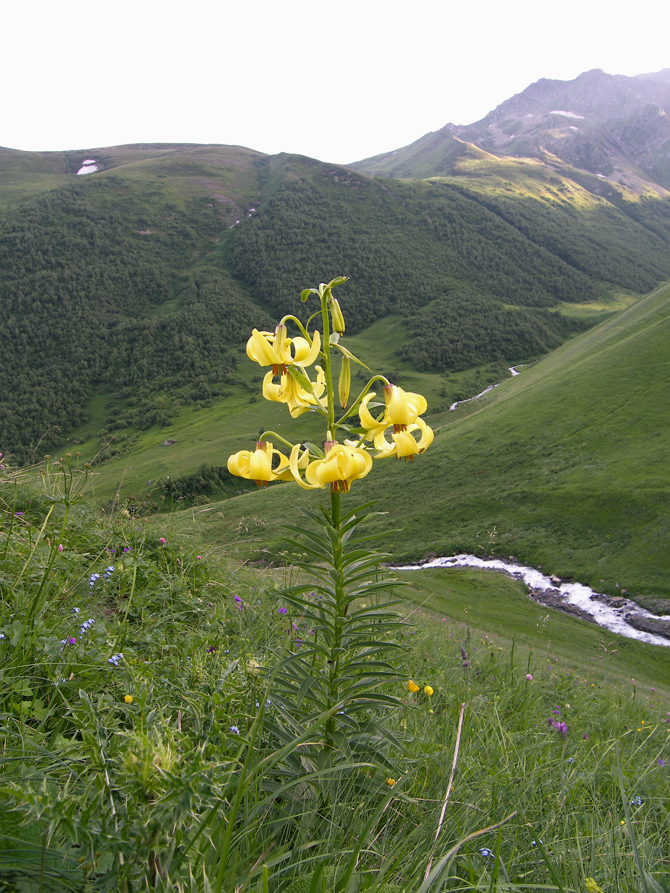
[
  {"xmin": 424, "ymin": 685, "xmax": 434, "ymax": 697},
  {"xmin": 227, "ymin": 441, "xmax": 293, "ymax": 487},
  {"xmin": 291, "ymin": 441, "xmax": 373, "ymax": 493},
  {"xmin": 386, "ymin": 777, "xmax": 396, "ymax": 787},
  {"xmin": 373, "ymin": 418, "xmax": 434, "ymax": 461},
  {"xmin": 262, "ymin": 366, "xmax": 326, "ymax": 417},
  {"xmin": 246, "ymin": 326, "xmax": 321, "ymax": 374},
  {"xmin": 359, "ymin": 385, "xmax": 428, "ymax": 437},
  {"xmin": 407, "ymin": 680, "xmax": 420, "ymax": 693},
  {"xmin": 246, "ymin": 325, "xmax": 292, "ymax": 374},
  {"xmin": 124, "ymin": 695, "xmax": 133, "ymax": 704}
]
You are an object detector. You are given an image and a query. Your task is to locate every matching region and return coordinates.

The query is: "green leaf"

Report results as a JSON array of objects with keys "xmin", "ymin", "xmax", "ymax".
[
  {"xmin": 287, "ymin": 365, "xmax": 314, "ymax": 394},
  {"xmin": 303, "ymin": 442, "xmax": 325, "ymax": 458},
  {"xmin": 333, "ymin": 342, "xmax": 371, "ymax": 371},
  {"xmin": 327, "ymin": 276, "xmax": 349, "ymax": 289}
]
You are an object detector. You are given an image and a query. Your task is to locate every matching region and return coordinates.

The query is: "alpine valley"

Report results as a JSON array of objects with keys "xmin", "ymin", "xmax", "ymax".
[{"xmin": 2, "ymin": 67, "xmax": 670, "ymax": 605}]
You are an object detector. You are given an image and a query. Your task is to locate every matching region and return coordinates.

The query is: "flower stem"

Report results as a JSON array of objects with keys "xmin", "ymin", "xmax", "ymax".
[{"xmin": 320, "ymin": 289, "xmax": 337, "ymax": 438}]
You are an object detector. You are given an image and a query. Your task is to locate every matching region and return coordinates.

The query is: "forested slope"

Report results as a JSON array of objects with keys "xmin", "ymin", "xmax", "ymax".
[
  {"xmin": 2, "ymin": 145, "xmax": 670, "ymax": 463},
  {"xmin": 0, "ymin": 177, "xmax": 272, "ymax": 459}
]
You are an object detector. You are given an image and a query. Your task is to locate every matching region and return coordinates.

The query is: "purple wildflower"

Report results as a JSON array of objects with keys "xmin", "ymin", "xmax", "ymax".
[
  {"xmin": 278, "ymin": 606, "xmax": 287, "ymax": 615},
  {"xmin": 658, "ymin": 759, "xmax": 666, "ymax": 767},
  {"xmin": 548, "ymin": 717, "xmax": 568, "ymax": 736}
]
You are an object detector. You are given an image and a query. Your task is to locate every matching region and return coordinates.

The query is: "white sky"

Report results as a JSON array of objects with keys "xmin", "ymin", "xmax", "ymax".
[{"xmin": 2, "ymin": 0, "xmax": 669, "ymax": 165}]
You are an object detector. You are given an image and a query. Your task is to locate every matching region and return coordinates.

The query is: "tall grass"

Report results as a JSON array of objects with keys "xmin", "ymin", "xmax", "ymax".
[{"xmin": 2, "ymin": 456, "xmax": 669, "ymax": 890}]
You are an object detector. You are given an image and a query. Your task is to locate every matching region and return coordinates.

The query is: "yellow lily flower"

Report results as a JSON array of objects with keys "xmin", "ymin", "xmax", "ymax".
[
  {"xmin": 262, "ymin": 366, "xmax": 327, "ymax": 417},
  {"xmin": 246, "ymin": 326, "xmax": 292, "ymax": 374},
  {"xmin": 359, "ymin": 385, "xmax": 428, "ymax": 437},
  {"xmin": 227, "ymin": 441, "xmax": 293, "ymax": 487},
  {"xmin": 290, "ymin": 440, "xmax": 373, "ymax": 492},
  {"xmin": 246, "ymin": 327, "xmax": 321, "ymax": 374},
  {"xmin": 373, "ymin": 417, "xmax": 434, "ymax": 461}
]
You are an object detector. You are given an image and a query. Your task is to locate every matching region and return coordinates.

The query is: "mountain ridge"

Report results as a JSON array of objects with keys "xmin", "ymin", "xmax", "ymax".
[{"xmin": 352, "ymin": 69, "xmax": 670, "ymax": 192}]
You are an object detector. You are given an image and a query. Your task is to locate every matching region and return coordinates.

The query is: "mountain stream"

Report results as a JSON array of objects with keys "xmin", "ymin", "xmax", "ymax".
[
  {"xmin": 437, "ymin": 364, "xmax": 670, "ymax": 646},
  {"xmin": 391, "ymin": 554, "xmax": 670, "ymax": 647}
]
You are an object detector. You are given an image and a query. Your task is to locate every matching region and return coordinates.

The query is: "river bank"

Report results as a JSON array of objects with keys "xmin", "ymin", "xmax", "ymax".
[{"xmin": 391, "ymin": 553, "xmax": 670, "ymax": 648}]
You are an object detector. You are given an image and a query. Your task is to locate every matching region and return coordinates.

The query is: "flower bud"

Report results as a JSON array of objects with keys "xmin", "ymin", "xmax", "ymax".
[
  {"xmin": 338, "ymin": 356, "xmax": 351, "ymax": 409},
  {"xmin": 330, "ymin": 298, "xmax": 345, "ymax": 334}
]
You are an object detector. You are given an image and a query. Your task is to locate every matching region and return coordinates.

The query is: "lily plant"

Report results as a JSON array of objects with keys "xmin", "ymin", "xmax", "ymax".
[{"xmin": 227, "ymin": 277, "xmax": 434, "ymax": 778}]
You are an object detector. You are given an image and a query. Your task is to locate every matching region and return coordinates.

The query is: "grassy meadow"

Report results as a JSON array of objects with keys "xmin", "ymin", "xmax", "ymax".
[
  {"xmin": 3, "ymin": 142, "xmax": 670, "ymax": 889},
  {"xmin": 2, "ymin": 444, "xmax": 670, "ymax": 891}
]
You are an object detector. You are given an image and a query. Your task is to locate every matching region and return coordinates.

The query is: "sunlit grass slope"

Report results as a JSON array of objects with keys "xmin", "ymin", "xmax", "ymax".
[{"xmin": 166, "ymin": 278, "xmax": 670, "ymax": 604}]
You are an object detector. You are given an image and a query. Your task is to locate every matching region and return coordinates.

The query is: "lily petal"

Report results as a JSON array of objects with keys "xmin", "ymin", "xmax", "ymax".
[
  {"xmin": 289, "ymin": 329, "xmax": 321, "ymax": 367},
  {"xmin": 373, "ymin": 418, "xmax": 434, "ymax": 460}
]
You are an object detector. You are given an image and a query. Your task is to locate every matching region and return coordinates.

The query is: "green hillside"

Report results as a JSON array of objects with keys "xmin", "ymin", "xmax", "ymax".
[
  {"xmin": 162, "ymin": 277, "xmax": 670, "ymax": 607},
  {"xmin": 3, "ymin": 144, "xmax": 670, "ymax": 463}
]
